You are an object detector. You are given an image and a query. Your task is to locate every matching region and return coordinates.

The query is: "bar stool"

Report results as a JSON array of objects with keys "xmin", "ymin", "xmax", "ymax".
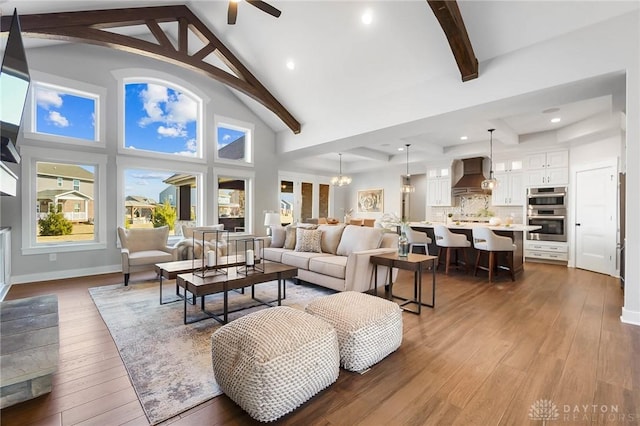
[
  {"xmin": 407, "ymin": 228, "xmax": 431, "ymax": 255},
  {"xmin": 472, "ymin": 227, "xmax": 516, "ymax": 282},
  {"xmin": 433, "ymin": 225, "xmax": 471, "ymax": 274}
]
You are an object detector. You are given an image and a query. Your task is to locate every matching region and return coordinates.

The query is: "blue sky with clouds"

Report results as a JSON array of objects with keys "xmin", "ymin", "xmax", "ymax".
[{"xmin": 35, "ymin": 85, "xmax": 95, "ymax": 140}]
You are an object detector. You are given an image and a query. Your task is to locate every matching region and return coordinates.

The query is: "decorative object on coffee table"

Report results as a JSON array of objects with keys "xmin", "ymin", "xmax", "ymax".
[
  {"xmin": 194, "ymin": 229, "xmax": 229, "ymax": 278},
  {"xmin": 211, "ymin": 306, "xmax": 340, "ymax": 422},
  {"xmin": 305, "ymin": 291, "xmax": 402, "ymax": 372},
  {"xmin": 236, "ymin": 237, "xmax": 265, "ymax": 275}
]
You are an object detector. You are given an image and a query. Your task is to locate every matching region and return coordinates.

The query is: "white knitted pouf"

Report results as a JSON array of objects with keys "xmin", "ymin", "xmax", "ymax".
[
  {"xmin": 211, "ymin": 306, "xmax": 340, "ymax": 422},
  {"xmin": 305, "ymin": 291, "xmax": 403, "ymax": 372}
]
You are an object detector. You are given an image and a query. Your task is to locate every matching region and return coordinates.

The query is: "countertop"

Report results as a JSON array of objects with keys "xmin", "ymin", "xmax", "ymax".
[{"xmin": 409, "ymin": 222, "xmax": 541, "ymax": 232}]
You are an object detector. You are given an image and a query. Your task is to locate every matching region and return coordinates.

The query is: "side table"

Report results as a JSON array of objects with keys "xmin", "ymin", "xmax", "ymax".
[{"xmin": 370, "ymin": 252, "xmax": 437, "ymax": 314}]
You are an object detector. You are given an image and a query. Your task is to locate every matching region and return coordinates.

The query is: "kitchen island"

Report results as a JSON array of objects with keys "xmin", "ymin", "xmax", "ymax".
[{"xmin": 409, "ymin": 222, "xmax": 541, "ymax": 276}]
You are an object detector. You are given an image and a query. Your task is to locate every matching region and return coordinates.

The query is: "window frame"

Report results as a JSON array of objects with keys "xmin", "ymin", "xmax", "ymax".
[
  {"xmin": 214, "ymin": 115, "xmax": 254, "ymax": 166},
  {"xmin": 20, "ymin": 146, "xmax": 108, "ymax": 255},
  {"xmin": 23, "ymin": 70, "xmax": 106, "ymax": 148},
  {"xmin": 112, "ymin": 68, "xmax": 209, "ymax": 164}
]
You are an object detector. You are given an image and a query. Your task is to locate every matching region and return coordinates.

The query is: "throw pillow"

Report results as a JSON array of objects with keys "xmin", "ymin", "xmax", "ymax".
[
  {"xmin": 284, "ymin": 225, "xmax": 297, "ymax": 250},
  {"xmin": 270, "ymin": 225, "xmax": 286, "ymax": 248},
  {"xmin": 294, "ymin": 229, "xmax": 322, "ymax": 253},
  {"xmin": 317, "ymin": 223, "xmax": 346, "ymax": 254},
  {"xmin": 336, "ymin": 225, "xmax": 384, "ymax": 256}
]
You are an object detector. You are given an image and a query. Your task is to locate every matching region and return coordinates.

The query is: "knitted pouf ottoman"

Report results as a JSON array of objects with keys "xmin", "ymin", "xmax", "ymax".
[
  {"xmin": 305, "ymin": 291, "xmax": 403, "ymax": 372},
  {"xmin": 211, "ymin": 306, "xmax": 340, "ymax": 422}
]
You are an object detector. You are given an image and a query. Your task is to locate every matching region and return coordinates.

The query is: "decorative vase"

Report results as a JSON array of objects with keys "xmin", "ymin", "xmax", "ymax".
[{"xmin": 398, "ymin": 227, "xmax": 409, "ymax": 257}]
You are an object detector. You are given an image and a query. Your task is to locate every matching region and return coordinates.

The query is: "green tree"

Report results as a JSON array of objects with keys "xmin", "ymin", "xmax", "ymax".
[
  {"xmin": 151, "ymin": 201, "xmax": 176, "ymax": 230},
  {"xmin": 39, "ymin": 205, "xmax": 73, "ymax": 236}
]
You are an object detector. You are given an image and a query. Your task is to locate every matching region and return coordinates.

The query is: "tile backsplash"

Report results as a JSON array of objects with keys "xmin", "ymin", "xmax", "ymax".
[{"xmin": 425, "ymin": 194, "xmax": 525, "ymax": 224}]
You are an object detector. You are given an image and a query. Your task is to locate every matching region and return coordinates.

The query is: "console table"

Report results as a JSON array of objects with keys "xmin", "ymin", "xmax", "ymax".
[{"xmin": 371, "ymin": 252, "xmax": 437, "ymax": 314}]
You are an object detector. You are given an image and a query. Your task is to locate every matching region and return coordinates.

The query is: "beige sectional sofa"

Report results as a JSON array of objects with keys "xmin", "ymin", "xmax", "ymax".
[{"xmin": 263, "ymin": 224, "xmax": 398, "ymax": 293}]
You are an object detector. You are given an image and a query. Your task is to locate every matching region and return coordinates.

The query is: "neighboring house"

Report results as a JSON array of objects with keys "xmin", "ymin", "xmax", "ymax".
[
  {"xmin": 36, "ymin": 162, "xmax": 94, "ymax": 223},
  {"xmin": 124, "ymin": 195, "xmax": 157, "ymax": 224}
]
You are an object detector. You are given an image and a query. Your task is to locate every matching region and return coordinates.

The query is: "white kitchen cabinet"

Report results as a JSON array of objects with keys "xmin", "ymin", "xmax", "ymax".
[
  {"xmin": 526, "ymin": 151, "xmax": 568, "ymax": 170},
  {"xmin": 525, "ymin": 241, "xmax": 568, "ymax": 261},
  {"xmin": 525, "ymin": 150, "xmax": 569, "ymax": 186},
  {"xmin": 494, "ymin": 158, "xmax": 523, "ymax": 173},
  {"xmin": 526, "ymin": 167, "xmax": 569, "ymax": 186},
  {"xmin": 427, "ymin": 167, "xmax": 450, "ymax": 179},
  {"xmin": 492, "ymin": 172, "xmax": 524, "ymax": 206},
  {"xmin": 426, "ymin": 177, "xmax": 452, "ymax": 206}
]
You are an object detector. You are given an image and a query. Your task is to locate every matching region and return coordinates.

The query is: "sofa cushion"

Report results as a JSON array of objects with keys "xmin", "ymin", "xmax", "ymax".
[
  {"xmin": 295, "ymin": 229, "xmax": 322, "ymax": 253},
  {"xmin": 270, "ymin": 225, "xmax": 286, "ymax": 248},
  {"xmin": 336, "ymin": 225, "xmax": 384, "ymax": 256},
  {"xmin": 308, "ymin": 256, "xmax": 347, "ymax": 280},
  {"xmin": 281, "ymin": 251, "xmax": 331, "ymax": 271},
  {"xmin": 317, "ymin": 224, "xmax": 346, "ymax": 254},
  {"xmin": 263, "ymin": 247, "xmax": 289, "ymax": 263}
]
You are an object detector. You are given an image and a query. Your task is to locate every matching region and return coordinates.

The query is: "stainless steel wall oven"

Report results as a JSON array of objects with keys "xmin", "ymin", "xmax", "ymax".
[{"xmin": 527, "ymin": 187, "xmax": 567, "ymax": 242}]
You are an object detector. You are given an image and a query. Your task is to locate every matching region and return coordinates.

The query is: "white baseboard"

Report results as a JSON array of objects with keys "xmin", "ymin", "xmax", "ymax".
[
  {"xmin": 621, "ymin": 307, "xmax": 640, "ymax": 327},
  {"xmin": 11, "ymin": 264, "xmax": 122, "ymax": 285}
]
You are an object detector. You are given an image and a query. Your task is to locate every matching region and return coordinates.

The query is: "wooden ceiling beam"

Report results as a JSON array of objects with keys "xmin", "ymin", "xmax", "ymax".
[
  {"xmin": 427, "ymin": 0, "xmax": 478, "ymax": 82},
  {"xmin": 1, "ymin": 5, "xmax": 301, "ymax": 134}
]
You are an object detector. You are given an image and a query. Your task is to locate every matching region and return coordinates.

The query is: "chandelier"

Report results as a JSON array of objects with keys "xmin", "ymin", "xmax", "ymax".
[
  {"xmin": 330, "ymin": 153, "xmax": 352, "ymax": 186},
  {"xmin": 401, "ymin": 144, "xmax": 415, "ymax": 193},
  {"xmin": 481, "ymin": 128, "xmax": 498, "ymax": 191}
]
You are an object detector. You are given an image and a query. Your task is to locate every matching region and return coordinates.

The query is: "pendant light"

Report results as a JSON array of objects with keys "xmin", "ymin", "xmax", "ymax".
[
  {"xmin": 330, "ymin": 153, "xmax": 352, "ymax": 186},
  {"xmin": 481, "ymin": 128, "xmax": 498, "ymax": 191},
  {"xmin": 401, "ymin": 144, "xmax": 415, "ymax": 193}
]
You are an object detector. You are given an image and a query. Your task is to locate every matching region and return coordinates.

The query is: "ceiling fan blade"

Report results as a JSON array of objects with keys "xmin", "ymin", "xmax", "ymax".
[
  {"xmin": 228, "ymin": 2, "xmax": 238, "ymax": 25},
  {"xmin": 246, "ymin": 0, "xmax": 282, "ymax": 18}
]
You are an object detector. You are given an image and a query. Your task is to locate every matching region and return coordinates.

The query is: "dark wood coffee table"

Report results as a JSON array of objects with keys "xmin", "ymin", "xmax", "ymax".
[
  {"xmin": 155, "ymin": 257, "xmax": 246, "ymax": 305},
  {"xmin": 176, "ymin": 261, "xmax": 298, "ymax": 324},
  {"xmin": 370, "ymin": 252, "xmax": 438, "ymax": 314}
]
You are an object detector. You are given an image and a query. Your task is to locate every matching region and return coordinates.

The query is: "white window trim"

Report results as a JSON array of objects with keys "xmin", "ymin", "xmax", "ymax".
[
  {"xmin": 116, "ymin": 156, "xmax": 208, "ymax": 244},
  {"xmin": 214, "ymin": 115, "xmax": 255, "ymax": 166},
  {"xmin": 112, "ymin": 68, "xmax": 209, "ymax": 165},
  {"xmin": 23, "ymin": 70, "xmax": 106, "ymax": 148},
  {"xmin": 20, "ymin": 145, "xmax": 108, "ymax": 255},
  {"xmin": 214, "ymin": 167, "xmax": 255, "ymax": 234}
]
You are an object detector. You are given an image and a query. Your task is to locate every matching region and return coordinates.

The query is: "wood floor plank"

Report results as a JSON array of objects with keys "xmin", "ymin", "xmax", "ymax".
[{"xmin": 2, "ymin": 264, "xmax": 639, "ymax": 426}]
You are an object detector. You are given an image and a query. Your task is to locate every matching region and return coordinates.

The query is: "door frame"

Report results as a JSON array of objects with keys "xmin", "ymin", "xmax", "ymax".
[{"xmin": 570, "ymin": 158, "xmax": 618, "ymax": 274}]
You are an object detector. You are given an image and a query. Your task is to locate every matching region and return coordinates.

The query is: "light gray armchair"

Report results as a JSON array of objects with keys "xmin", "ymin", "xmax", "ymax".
[{"xmin": 117, "ymin": 226, "xmax": 176, "ymax": 286}]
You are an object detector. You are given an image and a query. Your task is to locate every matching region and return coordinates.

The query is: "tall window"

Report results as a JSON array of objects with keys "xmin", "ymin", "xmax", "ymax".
[
  {"xmin": 123, "ymin": 80, "xmax": 201, "ymax": 159},
  {"xmin": 279, "ymin": 180, "xmax": 294, "ymax": 225},
  {"xmin": 21, "ymin": 146, "xmax": 107, "ymax": 254},
  {"xmin": 122, "ymin": 168, "xmax": 198, "ymax": 235},
  {"xmin": 215, "ymin": 116, "xmax": 253, "ymax": 164},
  {"xmin": 218, "ymin": 177, "xmax": 246, "ymax": 232},
  {"xmin": 32, "ymin": 82, "xmax": 98, "ymax": 142}
]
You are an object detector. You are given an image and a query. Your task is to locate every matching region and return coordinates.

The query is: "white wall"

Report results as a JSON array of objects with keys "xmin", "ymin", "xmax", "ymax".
[{"xmin": 1, "ymin": 43, "xmax": 280, "ymax": 284}]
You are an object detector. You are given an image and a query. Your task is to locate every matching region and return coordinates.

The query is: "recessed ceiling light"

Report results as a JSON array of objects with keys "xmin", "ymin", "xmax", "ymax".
[
  {"xmin": 550, "ymin": 117, "xmax": 561, "ymax": 123},
  {"xmin": 460, "ymin": 136, "xmax": 468, "ymax": 140},
  {"xmin": 398, "ymin": 147, "xmax": 404, "ymax": 151},
  {"xmin": 362, "ymin": 9, "xmax": 373, "ymax": 25},
  {"xmin": 286, "ymin": 60, "xmax": 295, "ymax": 70}
]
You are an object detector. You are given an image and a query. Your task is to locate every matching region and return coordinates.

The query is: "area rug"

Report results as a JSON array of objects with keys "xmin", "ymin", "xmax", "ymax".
[{"xmin": 89, "ymin": 278, "xmax": 335, "ymax": 425}]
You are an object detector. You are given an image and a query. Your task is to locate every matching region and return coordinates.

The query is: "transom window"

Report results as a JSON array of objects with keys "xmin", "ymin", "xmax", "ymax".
[
  {"xmin": 123, "ymin": 80, "xmax": 202, "ymax": 159},
  {"xmin": 32, "ymin": 82, "xmax": 98, "ymax": 142},
  {"xmin": 215, "ymin": 116, "xmax": 253, "ymax": 164}
]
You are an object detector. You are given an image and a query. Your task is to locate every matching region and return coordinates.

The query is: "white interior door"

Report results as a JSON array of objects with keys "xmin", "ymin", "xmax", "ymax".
[{"xmin": 575, "ymin": 165, "xmax": 617, "ymax": 275}]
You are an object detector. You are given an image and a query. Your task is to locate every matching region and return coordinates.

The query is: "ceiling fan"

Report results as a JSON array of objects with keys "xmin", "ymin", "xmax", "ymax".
[{"xmin": 228, "ymin": 0, "xmax": 282, "ymax": 25}]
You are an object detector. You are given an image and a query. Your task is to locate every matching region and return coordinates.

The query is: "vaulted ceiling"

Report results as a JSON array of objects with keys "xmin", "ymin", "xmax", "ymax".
[{"xmin": 2, "ymin": 1, "xmax": 637, "ymax": 175}]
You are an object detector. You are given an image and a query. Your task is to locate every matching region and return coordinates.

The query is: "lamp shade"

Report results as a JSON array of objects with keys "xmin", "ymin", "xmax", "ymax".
[{"xmin": 264, "ymin": 212, "xmax": 281, "ymax": 227}]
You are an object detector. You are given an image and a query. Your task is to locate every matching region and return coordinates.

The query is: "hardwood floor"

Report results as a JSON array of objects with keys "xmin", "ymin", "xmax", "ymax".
[{"xmin": 2, "ymin": 263, "xmax": 639, "ymax": 425}]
